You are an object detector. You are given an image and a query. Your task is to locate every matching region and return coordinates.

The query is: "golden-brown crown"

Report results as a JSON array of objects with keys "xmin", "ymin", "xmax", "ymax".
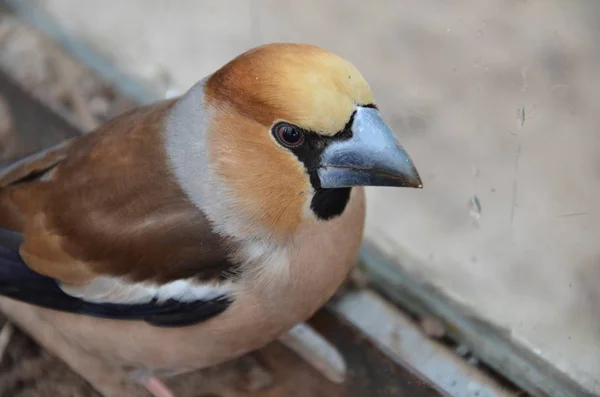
[{"xmin": 205, "ymin": 43, "xmax": 374, "ymax": 135}]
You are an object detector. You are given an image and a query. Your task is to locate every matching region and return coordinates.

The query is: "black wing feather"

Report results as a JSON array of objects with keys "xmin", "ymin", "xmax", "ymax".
[{"xmin": 0, "ymin": 228, "xmax": 232, "ymax": 327}]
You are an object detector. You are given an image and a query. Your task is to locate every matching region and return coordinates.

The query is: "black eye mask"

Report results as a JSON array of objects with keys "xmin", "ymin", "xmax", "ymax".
[{"xmin": 270, "ymin": 111, "xmax": 358, "ymax": 220}]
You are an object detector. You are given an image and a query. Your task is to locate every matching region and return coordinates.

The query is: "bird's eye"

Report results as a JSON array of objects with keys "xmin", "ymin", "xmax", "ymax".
[{"xmin": 275, "ymin": 124, "xmax": 304, "ymax": 148}]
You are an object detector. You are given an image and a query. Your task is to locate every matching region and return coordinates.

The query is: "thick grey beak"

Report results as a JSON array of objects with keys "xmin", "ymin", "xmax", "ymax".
[{"xmin": 318, "ymin": 107, "xmax": 422, "ymax": 189}]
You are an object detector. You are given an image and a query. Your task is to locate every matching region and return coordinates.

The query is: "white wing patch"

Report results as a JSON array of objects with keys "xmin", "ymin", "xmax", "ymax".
[{"xmin": 60, "ymin": 276, "xmax": 233, "ymax": 304}]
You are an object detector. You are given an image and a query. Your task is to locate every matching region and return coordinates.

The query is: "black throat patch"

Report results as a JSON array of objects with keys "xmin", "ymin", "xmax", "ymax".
[{"xmin": 310, "ymin": 188, "xmax": 352, "ymax": 220}]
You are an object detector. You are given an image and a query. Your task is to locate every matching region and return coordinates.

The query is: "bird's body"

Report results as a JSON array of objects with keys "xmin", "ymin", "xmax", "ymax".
[
  {"xmin": 0, "ymin": 43, "xmax": 421, "ymax": 396},
  {"xmin": 0, "ymin": 192, "xmax": 365, "ymax": 376}
]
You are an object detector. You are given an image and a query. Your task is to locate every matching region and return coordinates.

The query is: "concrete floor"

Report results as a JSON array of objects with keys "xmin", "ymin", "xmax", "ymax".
[{"xmin": 12, "ymin": 0, "xmax": 600, "ymax": 394}]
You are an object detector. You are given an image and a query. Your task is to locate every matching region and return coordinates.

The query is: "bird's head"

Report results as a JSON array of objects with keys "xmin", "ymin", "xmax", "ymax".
[{"xmin": 166, "ymin": 43, "xmax": 422, "ymax": 240}]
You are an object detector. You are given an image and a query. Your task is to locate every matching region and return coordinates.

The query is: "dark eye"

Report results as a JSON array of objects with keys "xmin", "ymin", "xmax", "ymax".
[{"xmin": 275, "ymin": 124, "xmax": 304, "ymax": 148}]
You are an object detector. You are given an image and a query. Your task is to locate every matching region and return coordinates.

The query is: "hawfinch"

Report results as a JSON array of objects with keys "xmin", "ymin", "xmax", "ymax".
[{"xmin": 0, "ymin": 43, "xmax": 421, "ymax": 396}]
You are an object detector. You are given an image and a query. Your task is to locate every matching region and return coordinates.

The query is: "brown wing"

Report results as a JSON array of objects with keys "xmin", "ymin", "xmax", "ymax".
[{"xmin": 0, "ymin": 99, "xmax": 235, "ymax": 289}]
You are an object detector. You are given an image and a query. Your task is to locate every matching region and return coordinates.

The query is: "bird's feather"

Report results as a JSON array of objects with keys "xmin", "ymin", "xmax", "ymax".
[
  {"xmin": 0, "ymin": 227, "xmax": 232, "ymax": 326},
  {"xmin": 0, "ymin": 100, "xmax": 239, "ymax": 325}
]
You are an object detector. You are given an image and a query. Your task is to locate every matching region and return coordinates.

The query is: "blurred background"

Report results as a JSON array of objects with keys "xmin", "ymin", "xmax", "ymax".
[{"xmin": 0, "ymin": 1, "xmax": 599, "ymax": 396}]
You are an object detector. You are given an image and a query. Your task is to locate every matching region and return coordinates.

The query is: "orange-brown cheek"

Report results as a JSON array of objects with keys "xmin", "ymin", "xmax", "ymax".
[{"xmin": 209, "ymin": 111, "xmax": 312, "ymax": 239}]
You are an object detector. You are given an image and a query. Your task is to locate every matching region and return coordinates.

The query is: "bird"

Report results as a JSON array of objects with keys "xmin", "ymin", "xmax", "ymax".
[{"xmin": 0, "ymin": 42, "xmax": 422, "ymax": 397}]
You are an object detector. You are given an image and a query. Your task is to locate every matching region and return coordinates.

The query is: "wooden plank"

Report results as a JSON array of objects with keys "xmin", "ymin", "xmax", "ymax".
[
  {"xmin": 359, "ymin": 242, "xmax": 595, "ymax": 397},
  {"xmin": 0, "ymin": 63, "xmax": 79, "ymax": 165}
]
